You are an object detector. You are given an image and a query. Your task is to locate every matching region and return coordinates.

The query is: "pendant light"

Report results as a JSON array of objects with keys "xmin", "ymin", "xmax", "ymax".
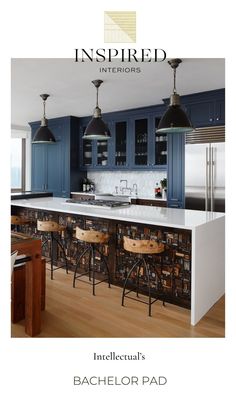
[
  {"xmin": 157, "ymin": 59, "xmax": 193, "ymax": 134},
  {"xmin": 83, "ymin": 80, "xmax": 111, "ymax": 140},
  {"xmin": 32, "ymin": 94, "xmax": 56, "ymax": 143}
]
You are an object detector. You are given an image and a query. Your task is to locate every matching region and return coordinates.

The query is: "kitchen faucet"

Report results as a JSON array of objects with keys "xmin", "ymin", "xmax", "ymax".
[
  {"xmin": 132, "ymin": 183, "xmax": 138, "ymax": 195},
  {"xmin": 120, "ymin": 179, "xmax": 128, "ymax": 194}
]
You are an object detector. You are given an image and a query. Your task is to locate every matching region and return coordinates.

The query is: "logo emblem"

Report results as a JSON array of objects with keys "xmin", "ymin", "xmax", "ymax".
[{"xmin": 104, "ymin": 11, "xmax": 136, "ymax": 43}]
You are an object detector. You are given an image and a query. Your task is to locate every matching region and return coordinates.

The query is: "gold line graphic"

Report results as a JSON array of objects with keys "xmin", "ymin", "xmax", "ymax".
[{"xmin": 104, "ymin": 11, "xmax": 136, "ymax": 43}]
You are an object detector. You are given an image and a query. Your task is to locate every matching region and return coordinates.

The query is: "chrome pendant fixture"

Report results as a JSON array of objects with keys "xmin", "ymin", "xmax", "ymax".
[
  {"xmin": 157, "ymin": 59, "xmax": 193, "ymax": 134},
  {"xmin": 32, "ymin": 94, "xmax": 56, "ymax": 143},
  {"xmin": 83, "ymin": 80, "xmax": 111, "ymax": 140}
]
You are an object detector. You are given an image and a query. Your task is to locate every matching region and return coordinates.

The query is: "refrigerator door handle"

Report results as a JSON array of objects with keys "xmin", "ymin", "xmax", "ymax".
[
  {"xmin": 211, "ymin": 146, "xmax": 214, "ymax": 212},
  {"xmin": 205, "ymin": 147, "xmax": 209, "ymax": 211}
]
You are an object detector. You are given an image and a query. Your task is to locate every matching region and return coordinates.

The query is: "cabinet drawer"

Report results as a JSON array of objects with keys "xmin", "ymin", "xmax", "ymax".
[{"xmin": 135, "ymin": 199, "xmax": 167, "ymax": 207}]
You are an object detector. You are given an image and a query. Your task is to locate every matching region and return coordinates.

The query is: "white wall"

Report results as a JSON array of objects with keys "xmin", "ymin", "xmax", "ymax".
[{"xmin": 87, "ymin": 170, "xmax": 167, "ymax": 198}]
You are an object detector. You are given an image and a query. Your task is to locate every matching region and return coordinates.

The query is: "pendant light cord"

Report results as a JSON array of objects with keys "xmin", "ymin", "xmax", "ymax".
[
  {"xmin": 43, "ymin": 100, "xmax": 46, "ymax": 118},
  {"xmin": 96, "ymin": 86, "xmax": 99, "ymax": 107},
  {"xmin": 173, "ymin": 67, "xmax": 177, "ymax": 94}
]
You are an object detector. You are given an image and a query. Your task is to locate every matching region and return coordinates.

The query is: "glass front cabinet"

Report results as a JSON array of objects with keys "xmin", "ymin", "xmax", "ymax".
[
  {"xmin": 154, "ymin": 117, "xmax": 167, "ymax": 167},
  {"xmin": 134, "ymin": 118, "xmax": 148, "ymax": 166},
  {"xmin": 96, "ymin": 140, "xmax": 108, "ymax": 167},
  {"xmin": 114, "ymin": 121, "xmax": 127, "ymax": 168},
  {"xmin": 80, "ymin": 112, "xmax": 168, "ymax": 171}
]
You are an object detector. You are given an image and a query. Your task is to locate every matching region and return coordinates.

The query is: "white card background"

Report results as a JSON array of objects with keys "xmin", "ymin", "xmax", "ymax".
[{"xmin": 0, "ymin": 1, "xmax": 235, "ymax": 418}]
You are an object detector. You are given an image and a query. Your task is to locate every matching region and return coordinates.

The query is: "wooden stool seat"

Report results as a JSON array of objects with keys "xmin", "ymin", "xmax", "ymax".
[
  {"xmin": 37, "ymin": 220, "xmax": 66, "ymax": 232},
  {"xmin": 75, "ymin": 227, "xmax": 109, "ymax": 244},
  {"xmin": 73, "ymin": 227, "xmax": 110, "ymax": 295},
  {"xmin": 11, "ymin": 215, "xmax": 30, "ymax": 225},
  {"xmin": 123, "ymin": 236, "xmax": 165, "ymax": 255}
]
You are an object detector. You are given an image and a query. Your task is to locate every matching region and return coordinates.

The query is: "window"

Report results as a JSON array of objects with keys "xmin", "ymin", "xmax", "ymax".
[{"xmin": 11, "ymin": 138, "xmax": 26, "ymax": 191}]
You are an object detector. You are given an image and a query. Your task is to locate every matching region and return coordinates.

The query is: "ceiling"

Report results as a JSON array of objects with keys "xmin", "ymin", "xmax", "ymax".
[{"xmin": 11, "ymin": 58, "xmax": 225, "ymax": 127}]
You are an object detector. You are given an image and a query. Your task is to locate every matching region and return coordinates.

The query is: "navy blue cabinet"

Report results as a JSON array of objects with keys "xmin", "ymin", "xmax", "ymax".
[
  {"xmin": 167, "ymin": 134, "xmax": 185, "ymax": 208},
  {"xmin": 31, "ymin": 144, "xmax": 46, "ymax": 191},
  {"xmin": 79, "ymin": 107, "xmax": 168, "ymax": 171},
  {"xmin": 180, "ymin": 89, "xmax": 225, "ymax": 127},
  {"xmin": 30, "ymin": 116, "xmax": 84, "ymax": 197}
]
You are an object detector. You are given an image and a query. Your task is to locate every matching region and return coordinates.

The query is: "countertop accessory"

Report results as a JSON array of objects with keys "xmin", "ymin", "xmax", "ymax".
[
  {"xmin": 157, "ymin": 59, "xmax": 193, "ymax": 134},
  {"xmin": 83, "ymin": 80, "xmax": 111, "ymax": 140},
  {"xmin": 32, "ymin": 94, "xmax": 56, "ymax": 143}
]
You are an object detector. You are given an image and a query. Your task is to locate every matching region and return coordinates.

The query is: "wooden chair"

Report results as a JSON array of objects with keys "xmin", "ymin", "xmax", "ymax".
[
  {"xmin": 122, "ymin": 236, "xmax": 165, "ymax": 316},
  {"xmin": 37, "ymin": 220, "xmax": 68, "ymax": 280},
  {"xmin": 73, "ymin": 227, "xmax": 110, "ymax": 296}
]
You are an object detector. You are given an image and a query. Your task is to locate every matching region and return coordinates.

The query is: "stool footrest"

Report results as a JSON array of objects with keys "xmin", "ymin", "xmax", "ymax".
[{"xmin": 123, "ymin": 293, "xmax": 159, "ymax": 306}]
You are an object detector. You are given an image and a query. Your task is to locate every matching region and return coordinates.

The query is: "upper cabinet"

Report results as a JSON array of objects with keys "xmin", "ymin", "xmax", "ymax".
[
  {"xmin": 80, "ymin": 108, "xmax": 167, "ymax": 171},
  {"xmin": 79, "ymin": 89, "xmax": 224, "ymax": 172},
  {"xmin": 154, "ymin": 117, "xmax": 167, "ymax": 167},
  {"xmin": 114, "ymin": 120, "xmax": 128, "ymax": 168},
  {"xmin": 133, "ymin": 117, "xmax": 148, "ymax": 167},
  {"xmin": 181, "ymin": 89, "xmax": 225, "ymax": 127}
]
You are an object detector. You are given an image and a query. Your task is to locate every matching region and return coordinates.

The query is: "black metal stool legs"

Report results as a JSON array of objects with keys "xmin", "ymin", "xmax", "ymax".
[
  {"xmin": 96, "ymin": 247, "xmax": 111, "ymax": 288},
  {"xmin": 53, "ymin": 235, "xmax": 69, "ymax": 274},
  {"xmin": 73, "ymin": 246, "xmax": 90, "ymax": 288},
  {"xmin": 50, "ymin": 232, "xmax": 54, "ymax": 280},
  {"xmin": 148, "ymin": 259, "xmax": 166, "ymax": 307},
  {"xmin": 121, "ymin": 259, "xmax": 141, "ymax": 307},
  {"xmin": 121, "ymin": 256, "xmax": 166, "ymax": 316},
  {"xmin": 42, "ymin": 232, "xmax": 68, "ymax": 280},
  {"xmin": 73, "ymin": 244, "xmax": 111, "ymax": 295}
]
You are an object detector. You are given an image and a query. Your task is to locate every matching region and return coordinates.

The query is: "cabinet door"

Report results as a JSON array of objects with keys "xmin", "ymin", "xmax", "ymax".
[
  {"xmin": 132, "ymin": 117, "xmax": 149, "ymax": 167},
  {"xmin": 186, "ymin": 101, "xmax": 214, "ymax": 127},
  {"xmin": 46, "ymin": 141, "xmax": 63, "ymax": 196},
  {"xmin": 215, "ymin": 99, "xmax": 225, "ymax": 125},
  {"xmin": 80, "ymin": 124, "xmax": 94, "ymax": 169},
  {"xmin": 31, "ymin": 144, "xmax": 46, "ymax": 191},
  {"xmin": 154, "ymin": 117, "xmax": 168, "ymax": 168},
  {"xmin": 95, "ymin": 139, "xmax": 109, "ymax": 168},
  {"xmin": 167, "ymin": 134, "xmax": 185, "ymax": 208},
  {"xmin": 114, "ymin": 121, "xmax": 128, "ymax": 168}
]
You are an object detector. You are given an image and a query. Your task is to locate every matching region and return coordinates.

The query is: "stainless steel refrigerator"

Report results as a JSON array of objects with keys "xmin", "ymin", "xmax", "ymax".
[{"xmin": 185, "ymin": 126, "xmax": 225, "ymax": 212}]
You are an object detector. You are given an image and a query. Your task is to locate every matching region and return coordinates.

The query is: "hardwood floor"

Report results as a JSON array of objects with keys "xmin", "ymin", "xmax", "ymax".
[{"xmin": 11, "ymin": 266, "xmax": 225, "ymax": 338}]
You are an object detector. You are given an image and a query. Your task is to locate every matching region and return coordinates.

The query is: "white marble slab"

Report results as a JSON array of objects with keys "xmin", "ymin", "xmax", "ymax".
[{"xmin": 11, "ymin": 197, "xmax": 224, "ymax": 230}]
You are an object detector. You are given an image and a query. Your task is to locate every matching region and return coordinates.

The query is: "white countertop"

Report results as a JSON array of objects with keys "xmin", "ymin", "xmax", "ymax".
[
  {"xmin": 11, "ymin": 197, "xmax": 225, "ymax": 230},
  {"xmin": 71, "ymin": 192, "xmax": 167, "ymax": 202}
]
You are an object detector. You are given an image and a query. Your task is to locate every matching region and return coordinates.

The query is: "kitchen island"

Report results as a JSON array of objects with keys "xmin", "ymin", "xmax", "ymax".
[{"xmin": 11, "ymin": 197, "xmax": 225, "ymax": 326}]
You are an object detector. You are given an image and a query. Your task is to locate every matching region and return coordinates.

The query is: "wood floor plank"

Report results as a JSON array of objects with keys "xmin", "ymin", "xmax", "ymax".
[{"xmin": 11, "ymin": 267, "xmax": 225, "ymax": 338}]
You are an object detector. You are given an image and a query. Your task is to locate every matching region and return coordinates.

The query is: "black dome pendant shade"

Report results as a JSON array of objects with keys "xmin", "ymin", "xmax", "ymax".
[
  {"xmin": 83, "ymin": 80, "xmax": 111, "ymax": 140},
  {"xmin": 157, "ymin": 59, "xmax": 193, "ymax": 134},
  {"xmin": 32, "ymin": 94, "xmax": 56, "ymax": 143}
]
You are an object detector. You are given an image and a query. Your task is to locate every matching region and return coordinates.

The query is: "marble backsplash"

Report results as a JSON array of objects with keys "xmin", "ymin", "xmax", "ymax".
[{"xmin": 87, "ymin": 170, "xmax": 167, "ymax": 198}]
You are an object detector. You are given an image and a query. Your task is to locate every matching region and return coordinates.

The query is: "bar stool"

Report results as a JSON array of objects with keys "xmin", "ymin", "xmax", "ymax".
[
  {"xmin": 73, "ymin": 227, "xmax": 111, "ymax": 296},
  {"xmin": 121, "ymin": 236, "xmax": 166, "ymax": 316},
  {"xmin": 11, "ymin": 215, "xmax": 30, "ymax": 232},
  {"xmin": 37, "ymin": 220, "xmax": 68, "ymax": 280}
]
